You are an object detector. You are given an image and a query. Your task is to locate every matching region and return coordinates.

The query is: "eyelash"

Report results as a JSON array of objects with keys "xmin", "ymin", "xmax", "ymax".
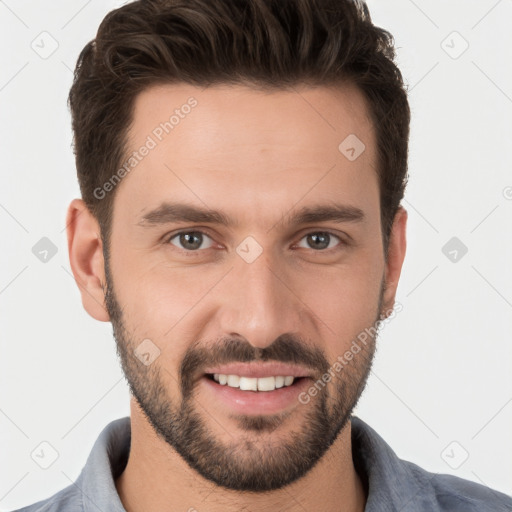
[{"xmin": 164, "ymin": 229, "xmax": 346, "ymax": 255}]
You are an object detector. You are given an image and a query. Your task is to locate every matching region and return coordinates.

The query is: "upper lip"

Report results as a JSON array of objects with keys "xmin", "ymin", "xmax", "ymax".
[{"xmin": 203, "ymin": 362, "xmax": 314, "ymax": 379}]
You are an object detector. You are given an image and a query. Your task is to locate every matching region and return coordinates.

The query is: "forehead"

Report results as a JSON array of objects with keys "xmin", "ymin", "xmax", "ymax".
[{"xmin": 115, "ymin": 82, "xmax": 379, "ymax": 228}]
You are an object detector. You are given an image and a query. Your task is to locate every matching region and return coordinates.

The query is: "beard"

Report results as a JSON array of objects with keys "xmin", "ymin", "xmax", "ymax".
[{"xmin": 103, "ymin": 255, "xmax": 385, "ymax": 492}]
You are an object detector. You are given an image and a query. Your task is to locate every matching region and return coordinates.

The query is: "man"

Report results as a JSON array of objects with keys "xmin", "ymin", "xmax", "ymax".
[{"xmin": 14, "ymin": 0, "xmax": 512, "ymax": 511}]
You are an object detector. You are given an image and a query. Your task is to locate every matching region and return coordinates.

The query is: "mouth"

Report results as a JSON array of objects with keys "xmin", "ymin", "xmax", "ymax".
[
  {"xmin": 200, "ymin": 372, "xmax": 312, "ymax": 416},
  {"xmin": 204, "ymin": 373, "xmax": 308, "ymax": 391}
]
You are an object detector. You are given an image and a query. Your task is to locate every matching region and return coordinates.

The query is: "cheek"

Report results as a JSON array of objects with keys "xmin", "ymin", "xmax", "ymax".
[
  {"xmin": 297, "ymin": 258, "xmax": 383, "ymax": 357},
  {"xmin": 109, "ymin": 237, "xmax": 197, "ymax": 327},
  {"xmin": 113, "ymin": 261, "xmax": 226, "ymax": 365}
]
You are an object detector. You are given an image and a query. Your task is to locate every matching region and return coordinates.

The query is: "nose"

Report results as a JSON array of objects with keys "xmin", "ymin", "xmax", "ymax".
[{"xmin": 216, "ymin": 244, "xmax": 305, "ymax": 350}]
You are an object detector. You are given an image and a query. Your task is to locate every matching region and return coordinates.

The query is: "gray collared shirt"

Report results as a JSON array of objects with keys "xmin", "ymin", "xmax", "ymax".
[{"xmin": 13, "ymin": 415, "xmax": 512, "ymax": 511}]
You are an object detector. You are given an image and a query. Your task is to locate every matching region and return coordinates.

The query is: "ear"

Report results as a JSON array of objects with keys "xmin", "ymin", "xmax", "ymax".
[
  {"xmin": 381, "ymin": 206, "xmax": 407, "ymax": 316},
  {"xmin": 66, "ymin": 198, "xmax": 110, "ymax": 322}
]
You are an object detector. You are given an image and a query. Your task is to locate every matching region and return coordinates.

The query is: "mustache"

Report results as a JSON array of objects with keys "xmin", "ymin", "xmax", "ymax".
[{"xmin": 180, "ymin": 333, "xmax": 330, "ymax": 395}]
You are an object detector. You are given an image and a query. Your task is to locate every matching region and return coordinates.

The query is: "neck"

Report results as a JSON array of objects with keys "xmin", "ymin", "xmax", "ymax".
[{"xmin": 115, "ymin": 399, "xmax": 367, "ymax": 512}]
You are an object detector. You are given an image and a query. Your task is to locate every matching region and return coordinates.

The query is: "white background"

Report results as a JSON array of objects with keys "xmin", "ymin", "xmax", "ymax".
[{"xmin": 1, "ymin": 0, "xmax": 511, "ymax": 509}]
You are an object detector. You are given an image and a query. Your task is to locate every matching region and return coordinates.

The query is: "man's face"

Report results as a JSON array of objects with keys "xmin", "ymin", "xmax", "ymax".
[{"xmin": 100, "ymin": 83, "xmax": 401, "ymax": 491}]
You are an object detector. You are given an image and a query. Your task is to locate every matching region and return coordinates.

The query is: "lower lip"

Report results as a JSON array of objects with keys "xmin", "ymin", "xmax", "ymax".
[{"xmin": 200, "ymin": 376, "xmax": 312, "ymax": 415}]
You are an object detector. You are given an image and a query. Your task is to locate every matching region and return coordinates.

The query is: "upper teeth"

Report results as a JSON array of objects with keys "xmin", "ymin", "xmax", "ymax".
[{"xmin": 212, "ymin": 374, "xmax": 295, "ymax": 391}]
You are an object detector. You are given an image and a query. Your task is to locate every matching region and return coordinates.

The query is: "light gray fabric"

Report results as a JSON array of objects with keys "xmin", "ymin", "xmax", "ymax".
[{"xmin": 13, "ymin": 415, "xmax": 512, "ymax": 511}]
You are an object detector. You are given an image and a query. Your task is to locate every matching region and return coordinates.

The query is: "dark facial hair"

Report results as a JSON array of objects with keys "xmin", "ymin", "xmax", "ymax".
[{"xmin": 103, "ymin": 251, "xmax": 385, "ymax": 492}]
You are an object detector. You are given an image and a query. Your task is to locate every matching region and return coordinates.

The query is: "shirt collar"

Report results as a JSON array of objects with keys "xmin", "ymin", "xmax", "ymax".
[
  {"xmin": 77, "ymin": 417, "xmax": 130, "ymax": 512},
  {"xmin": 74, "ymin": 415, "xmax": 438, "ymax": 512},
  {"xmin": 350, "ymin": 415, "xmax": 439, "ymax": 511}
]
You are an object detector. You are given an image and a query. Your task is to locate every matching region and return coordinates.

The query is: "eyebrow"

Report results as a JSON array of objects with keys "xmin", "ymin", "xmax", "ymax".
[{"xmin": 137, "ymin": 201, "xmax": 366, "ymax": 229}]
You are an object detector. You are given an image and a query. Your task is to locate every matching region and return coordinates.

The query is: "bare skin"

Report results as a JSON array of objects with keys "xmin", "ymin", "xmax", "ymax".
[{"xmin": 66, "ymin": 82, "xmax": 407, "ymax": 512}]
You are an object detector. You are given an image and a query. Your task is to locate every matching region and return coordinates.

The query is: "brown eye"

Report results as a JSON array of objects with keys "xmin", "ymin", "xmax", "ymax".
[
  {"xmin": 168, "ymin": 231, "xmax": 214, "ymax": 251},
  {"xmin": 296, "ymin": 232, "xmax": 342, "ymax": 251}
]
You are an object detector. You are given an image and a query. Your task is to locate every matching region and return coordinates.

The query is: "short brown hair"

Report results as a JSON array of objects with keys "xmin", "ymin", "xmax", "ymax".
[{"xmin": 68, "ymin": 0, "xmax": 410, "ymax": 256}]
